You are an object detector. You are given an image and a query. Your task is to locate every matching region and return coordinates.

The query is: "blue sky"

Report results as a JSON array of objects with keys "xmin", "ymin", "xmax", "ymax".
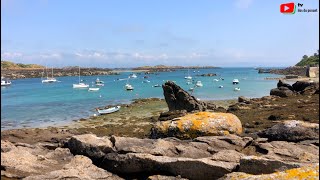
[{"xmin": 1, "ymin": 0, "xmax": 319, "ymax": 67}]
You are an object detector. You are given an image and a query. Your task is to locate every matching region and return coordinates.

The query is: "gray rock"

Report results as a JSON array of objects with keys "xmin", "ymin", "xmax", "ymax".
[
  {"xmin": 292, "ymin": 81, "xmax": 315, "ymax": 92},
  {"xmin": 162, "ymin": 81, "xmax": 207, "ymax": 112},
  {"xmin": 258, "ymin": 120, "xmax": 319, "ymax": 142},
  {"xmin": 23, "ymin": 155, "xmax": 123, "ymax": 180},
  {"xmin": 277, "ymin": 80, "xmax": 293, "ymax": 90},
  {"xmin": 103, "ymin": 153, "xmax": 238, "ymax": 180},
  {"xmin": 67, "ymin": 134, "xmax": 114, "ymax": 160},
  {"xmin": 238, "ymin": 155, "xmax": 301, "ymax": 175},
  {"xmin": 270, "ymin": 88, "xmax": 294, "ymax": 97},
  {"xmin": 238, "ymin": 96, "xmax": 250, "ymax": 103}
]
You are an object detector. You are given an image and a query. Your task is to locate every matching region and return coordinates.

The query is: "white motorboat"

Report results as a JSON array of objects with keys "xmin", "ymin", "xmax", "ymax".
[
  {"xmin": 233, "ymin": 79, "xmax": 239, "ymax": 85},
  {"xmin": 88, "ymin": 87, "xmax": 100, "ymax": 91},
  {"xmin": 1, "ymin": 78, "xmax": 11, "ymax": 86},
  {"xmin": 153, "ymin": 84, "xmax": 161, "ymax": 87},
  {"xmin": 195, "ymin": 81, "xmax": 203, "ymax": 87},
  {"xmin": 189, "ymin": 87, "xmax": 194, "ymax": 91},
  {"xmin": 73, "ymin": 66, "xmax": 89, "ymax": 88},
  {"xmin": 213, "ymin": 79, "xmax": 219, "ymax": 82},
  {"xmin": 234, "ymin": 87, "xmax": 240, "ymax": 91},
  {"xmin": 97, "ymin": 106, "xmax": 121, "ymax": 115},
  {"xmin": 219, "ymin": 85, "xmax": 223, "ymax": 88}
]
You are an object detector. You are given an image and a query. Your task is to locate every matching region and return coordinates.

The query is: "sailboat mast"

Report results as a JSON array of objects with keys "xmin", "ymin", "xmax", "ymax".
[{"xmin": 78, "ymin": 66, "xmax": 80, "ymax": 83}]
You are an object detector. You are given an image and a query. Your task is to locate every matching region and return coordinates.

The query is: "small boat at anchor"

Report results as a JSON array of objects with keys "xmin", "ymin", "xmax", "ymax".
[
  {"xmin": 234, "ymin": 87, "xmax": 240, "ymax": 91},
  {"xmin": 97, "ymin": 106, "xmax": 121, "ymax": 115},
  {"xmin": 232, "ymin": 79, "xmax": 239, "ymax": 85},
  {"xmin": 219, "ymin": 85, "xmax": 223, "ymax": 88},
  {"xmin": 1, "ymin": 77, "xmax": 11, "ymax": 86},
  {"xmin": 88, "ymin": 87, "xmax": 100, "ymax": 91},
  {"xmin": 195, "ymin": 81, "xmax": 203, "ymax": 87}
]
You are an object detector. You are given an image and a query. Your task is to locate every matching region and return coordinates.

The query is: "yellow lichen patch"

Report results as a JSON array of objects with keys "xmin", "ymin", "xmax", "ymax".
[
  {"xmin": 155, "ymin": 112, "xmax": 243, "ymax": 138},
  {"xmin": 223, "ymin": 164, "xmax": 319, "ymax": 180}
]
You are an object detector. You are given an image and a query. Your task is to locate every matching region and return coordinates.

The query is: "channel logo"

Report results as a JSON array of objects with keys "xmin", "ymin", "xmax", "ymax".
[{"xmin": 280, "ymin": 2, "xmax": 296, "ymax": 14}]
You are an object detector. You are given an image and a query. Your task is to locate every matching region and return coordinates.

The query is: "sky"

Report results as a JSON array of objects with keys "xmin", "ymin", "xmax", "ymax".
[{"xmin": 1, "ymin": 0, "xmax": 319, "ymax": 68}]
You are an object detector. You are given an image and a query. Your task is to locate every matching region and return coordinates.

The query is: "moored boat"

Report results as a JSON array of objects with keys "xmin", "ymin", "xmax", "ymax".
[{"xmin": 97, "ymin": 106, "xmax": 121, "ymax": 115}]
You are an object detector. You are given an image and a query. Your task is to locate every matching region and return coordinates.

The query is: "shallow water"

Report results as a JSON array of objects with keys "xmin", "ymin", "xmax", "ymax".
[{"xmin": 1, "ymin": 68, "xmax": 282, "ymax": 130}]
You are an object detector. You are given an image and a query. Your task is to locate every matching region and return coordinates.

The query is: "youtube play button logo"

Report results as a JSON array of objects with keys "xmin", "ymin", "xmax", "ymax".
[{"xmin": 280, "ymin": 2, "xmax": 296, "ymax": 14}]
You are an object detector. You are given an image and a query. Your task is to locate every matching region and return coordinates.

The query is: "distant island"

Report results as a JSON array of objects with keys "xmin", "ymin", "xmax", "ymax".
[
  {"xmin": 133, "ymin": 65, "xmax": 220, "ymax": 72},
  {"xmin": 1, "ymin": 61, "xmax": 221, "ymax": 79}
]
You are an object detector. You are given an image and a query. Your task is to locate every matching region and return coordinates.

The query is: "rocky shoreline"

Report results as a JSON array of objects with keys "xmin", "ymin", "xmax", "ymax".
[
  {"xmin": 1, "ymin": 68, "xmax": 121, "ymax": 79},
  {"xmin": 1, "ymin": 80, "xmax": 319, "ymax": 179},
  {"xmin": 257, "ymin": 66, "xmax": 307, "ymax": 76}
]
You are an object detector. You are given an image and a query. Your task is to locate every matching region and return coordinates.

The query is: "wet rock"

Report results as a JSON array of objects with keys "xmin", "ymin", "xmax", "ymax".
[
  {"xmin": 24, "ymin": 155, "xmax": 123, "ymax": 180},
  {"xmin": 206, "ymin": 102, "xmax": 217, "ymax": 110},
  {"xmin": 258, "ymin": 120, "xmax": 319, "ymax": 142},
  {"xmin": 197, "ymin": 73, "xmax": 217, "ymax": 77},
  {"xmin": 162, "ymin": 81, "xmax": 207, "ymax": 112},
  {"xmin": 151, "ymin": 112, "xmax": 243, "ymax": 139},
  {"xmin": 270, "ymin": 87, "xmax": 294, "ymax": 97},
  {"xmin": 158, "ymin": 110, "xmax": 187, "ymax": 121},
  {"xmin": 277, "ymin": 80, "xmax": 293, "ymax": 91},
  {"xmin": 220, "ymin": 163, "xmax": 319, "ymax": 180}
]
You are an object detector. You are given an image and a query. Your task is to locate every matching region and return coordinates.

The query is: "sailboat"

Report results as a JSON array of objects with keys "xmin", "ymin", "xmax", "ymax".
[
  {"xmin": 42, "ymin": 67, "xmax": 57, "ymax": 83},
  {"xmin": 124, "ymin": 77, "xmax": 134, "ymax": 90},
  {"xmin": 73, "ymin": 66, "xmax": 89, "ymax": 88},
  {"xmin": 184, "ymin": 68, "xmax": 192, "ymax": 79}
]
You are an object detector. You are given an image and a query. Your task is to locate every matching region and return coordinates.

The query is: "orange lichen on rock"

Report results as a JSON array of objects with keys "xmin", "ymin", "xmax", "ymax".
[
  {"xmin": 154, "ymin": 112, "xmax": 243, "ymax": 138},
  {"xmin": 221, "ymin": 164, "xmax": 319, "ymax": 180}
]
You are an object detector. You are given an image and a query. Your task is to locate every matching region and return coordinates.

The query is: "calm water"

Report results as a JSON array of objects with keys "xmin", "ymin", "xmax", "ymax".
[{"xmin": 1, "ymin": 68, "xmax": 282, "ymax": 130}]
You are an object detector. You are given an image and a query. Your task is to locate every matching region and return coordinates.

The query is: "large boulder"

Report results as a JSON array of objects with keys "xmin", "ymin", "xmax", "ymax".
[
  {"xmin": 277, "ymin": 80, "xmax": 293, "ymax": 90},
  {"xmin": 220, "ymin": 163, "xmax": 319, "ymax": 180},
  {"xmin": 258, "ymin": 120, "xmax": 319, "ymax": 142},
  {"xmin": 292, "ymin": 81, "xmax": 314, "ymax": 92},
  {"xmin": 162, "ymin": 81, "xmax": 207, "ymax": 112},
  {"xmin": 270, "ymin": 87, "xmax": 294, "ymax": 97},
  {"xmin": 151, "ymin": 112, "xmax": 243, "ymax": 139}
]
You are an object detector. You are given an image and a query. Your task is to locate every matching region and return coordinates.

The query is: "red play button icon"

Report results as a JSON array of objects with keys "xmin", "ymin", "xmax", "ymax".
[{"xmin": 280, "ymin": 2, "xmax": 296, "ymax": 14}]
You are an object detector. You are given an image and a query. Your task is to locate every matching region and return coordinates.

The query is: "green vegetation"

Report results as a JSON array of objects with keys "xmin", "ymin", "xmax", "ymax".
[
  {"xmin": 296, "ymin": 50, "xmax": 319, "ymax": 67},
  {"xmin": 1, "ymin": 60, "xmax": 45, "ymax": 69}
]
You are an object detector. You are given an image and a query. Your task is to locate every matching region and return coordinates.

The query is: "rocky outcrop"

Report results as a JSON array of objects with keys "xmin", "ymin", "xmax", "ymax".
[
  {"xmin": 150, "ymin": 112, "xmax": 243, "ymax": 139},
  {"xmin": 292, "ymin": 81, "xmax": 316, "ymax": 92},
  {"xmin": 270, "ymin": 87, "xmax": 294, "ymax": 97},
  {"xmin": 65, "ymin": 134, "xmax": 319, "ymax": 179},
  {"xmin": 148, "ymin": 175, "xmax": 188, "ymax": 180},
  {"xmin": 162, "ymin": 81, "xmax": 207, "ymax": 112},
  {"xmin": 258, "ymin": 120, "xmax": 319, "ymax": 142},
  {"xmin": 277, "ymin": 80, "xmax": 293, "ymax": 90},
  {"xmin": 220, "ymin": 163, "xmax": 319, "ymax": 180}
]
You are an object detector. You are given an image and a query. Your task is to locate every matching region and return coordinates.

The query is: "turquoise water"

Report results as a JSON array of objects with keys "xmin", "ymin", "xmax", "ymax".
[{"xmin": 1, "ymin": 68, "xmax": 282, "ymax": 130}]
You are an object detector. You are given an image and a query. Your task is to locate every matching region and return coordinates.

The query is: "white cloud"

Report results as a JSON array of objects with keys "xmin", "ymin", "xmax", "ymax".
[{"xmin": 234, "ymin": 0, "xmax": 253, "ymax": 9}]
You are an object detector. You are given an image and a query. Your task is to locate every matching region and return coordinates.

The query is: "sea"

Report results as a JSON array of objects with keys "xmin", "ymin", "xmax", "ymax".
[{"xmin": 1, "ymin": 67, "xmax": 283, "ymax": 130}]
